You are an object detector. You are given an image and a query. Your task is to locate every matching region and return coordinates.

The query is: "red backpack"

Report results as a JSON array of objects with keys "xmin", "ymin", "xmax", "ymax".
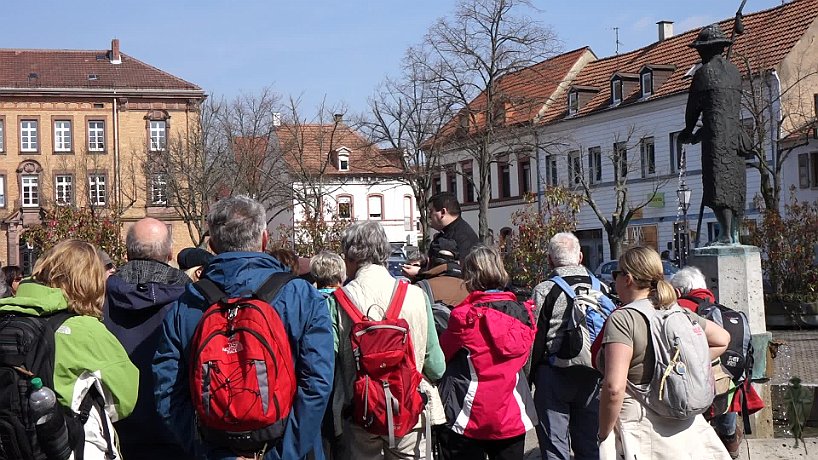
[
  {"xmin": 333, "ymin": 281, "xmax": 425, "ymax": 447},
  {"xmin": 190, "ymin": 273, "xmax": 297, "ymax": 454}
]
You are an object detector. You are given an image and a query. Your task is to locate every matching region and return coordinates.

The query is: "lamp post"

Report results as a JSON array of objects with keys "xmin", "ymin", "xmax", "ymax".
[{"xmin": 676, "ymin": 183, "xmax": 692, "ymax": 267}]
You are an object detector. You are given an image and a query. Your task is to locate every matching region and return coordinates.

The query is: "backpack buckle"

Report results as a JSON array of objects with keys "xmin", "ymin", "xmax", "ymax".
[{"xmin": 227, "ymin": 306, "xmax": 238, "ymax": 321}]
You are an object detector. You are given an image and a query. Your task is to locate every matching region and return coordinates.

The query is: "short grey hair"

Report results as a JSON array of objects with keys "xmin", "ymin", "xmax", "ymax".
[
  {"xmin": 310, "ymin": 251, "xmax": 346, "ymax": 288},
  {"xmin": 670, "ymin": 266, "xmax": 707, "ymax": 295},
  {"xmin": 463, "ymin": 245, "xmax": 509, "ymax": 292},
  {"xmin": 548, "ymin": 232, "xmax": 581, "ymax": 267},
  {"xmin": 340, "ymin": 221, "xmax": 390, "ymax": 266},
  {"xmin": 207, "ymin": 196, "xmax": 267, "ymax": 253},
  {"xmin": 126, "ymin": 224, "xmax": 172, "ymax": 261}
]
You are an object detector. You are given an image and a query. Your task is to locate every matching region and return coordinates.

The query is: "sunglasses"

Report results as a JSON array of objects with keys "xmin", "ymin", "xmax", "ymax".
[{"xmin": 612, "ymin": 269, "xmax": 627, "ymax": 281}]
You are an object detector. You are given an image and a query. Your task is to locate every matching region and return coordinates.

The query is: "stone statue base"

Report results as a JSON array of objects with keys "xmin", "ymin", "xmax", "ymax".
[{"xmin": 689, "ymin": 245, "xmax": 774, "ymax": 438}]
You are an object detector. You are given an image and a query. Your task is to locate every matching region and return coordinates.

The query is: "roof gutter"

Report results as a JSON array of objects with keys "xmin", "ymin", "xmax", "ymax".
[{"xmin": 0, "ymin": 87, "xmax": 205, "ymax": 98}]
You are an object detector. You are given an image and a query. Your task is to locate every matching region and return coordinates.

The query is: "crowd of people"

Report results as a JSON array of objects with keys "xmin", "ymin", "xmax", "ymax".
[{"xmin": 0, "ymin": 191, "xmax": 755, "ymax": 460}]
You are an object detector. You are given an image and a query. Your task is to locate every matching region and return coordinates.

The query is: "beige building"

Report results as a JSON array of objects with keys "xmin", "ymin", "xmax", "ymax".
[{"xmin": 0, "ymin": 39, "xmax": 206, "ymax": 271}]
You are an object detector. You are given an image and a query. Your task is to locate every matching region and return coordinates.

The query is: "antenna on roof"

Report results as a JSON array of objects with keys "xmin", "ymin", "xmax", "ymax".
[{"xmin": 613, "ymin": 27, "xmax": 622, "ymax": 55}]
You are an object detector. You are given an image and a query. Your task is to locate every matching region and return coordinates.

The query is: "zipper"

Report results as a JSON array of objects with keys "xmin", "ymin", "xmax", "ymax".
[
  {"xmin": 355, "ymin": 324, "xmax": 408, "ymax": 337},
  {"xmin": 362, "ymin": 376, "xmax": 370, "ymax": 426}
]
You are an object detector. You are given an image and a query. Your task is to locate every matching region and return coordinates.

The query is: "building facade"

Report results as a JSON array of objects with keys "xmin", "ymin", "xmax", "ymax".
[{"xmin": 0, "ymin": 39, "xmax": 206, "ymax": 270}]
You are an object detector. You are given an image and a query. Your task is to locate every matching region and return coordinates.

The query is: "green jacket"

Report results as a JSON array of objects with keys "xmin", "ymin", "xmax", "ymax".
[{"xmin": 0, "ymin": 282, "xmax": 138, "ymax": 420}]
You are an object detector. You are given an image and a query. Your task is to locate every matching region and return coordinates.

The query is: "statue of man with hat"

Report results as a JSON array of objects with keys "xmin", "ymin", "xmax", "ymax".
[{"xmin": 679, "ymin": 23, "xmax": 752, "ymax": 245}]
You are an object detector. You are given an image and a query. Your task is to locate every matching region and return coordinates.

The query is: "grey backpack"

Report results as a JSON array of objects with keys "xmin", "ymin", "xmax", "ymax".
[{"xmin": 625, "ymin": 299, "xmax": 715, "ymax": 419}]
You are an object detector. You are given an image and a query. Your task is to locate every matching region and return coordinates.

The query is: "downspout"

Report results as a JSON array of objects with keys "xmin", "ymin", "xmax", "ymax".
[
  {"xmin": 534, "ymin": 130, "xmax": 543, "ymax": 215},
  {"xmin": 113, "ymin": 96, "xmax": 121, "ymax": 213},
  {"xmin": 769, "ymin": 70, "xmax": 781, "ymax": 184}
]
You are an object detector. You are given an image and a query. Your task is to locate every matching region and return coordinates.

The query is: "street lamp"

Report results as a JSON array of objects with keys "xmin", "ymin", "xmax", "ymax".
[{"xmin": 676, "ymin": 183, "xmax": 692, "ymax": 267}]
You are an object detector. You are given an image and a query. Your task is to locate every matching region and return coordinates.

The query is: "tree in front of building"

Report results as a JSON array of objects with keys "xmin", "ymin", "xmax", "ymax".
[
  {"xmin": 412, "ymin": 0, "xmax": 559, "ymax": 242},
  {"xmin": 273, "ymin": 205, "xmax": 354, "ymax": 257},
  {"xmin": 23, "ymin": 205, "xmax": 125, "ymax": 266},
  {"xmin": 503, "ymin": 186, "xmax": 582, "ymax": 289}
]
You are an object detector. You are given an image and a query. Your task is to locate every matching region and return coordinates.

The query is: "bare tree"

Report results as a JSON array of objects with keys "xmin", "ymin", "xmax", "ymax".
[
  {"xmin": 366, "ymin": 52, "xmax": 458, "ymax": 249},
  {"xmin": 570, "ymin": 127, "xmax": 668, "ymax": 259},
  {"xmin": 413, "ymin": 0, "xmax": 560, "ymax": 241},
  {"xmin": 739, "ymin": 51, "xmax": 818, "ymax": 212}
]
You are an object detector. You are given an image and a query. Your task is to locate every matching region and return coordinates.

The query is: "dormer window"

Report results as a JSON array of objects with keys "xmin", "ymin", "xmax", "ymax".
[
  {"xmin": 611, "ymin": 79, "xmax": 623, "ymax": 105},
  {"xmin": 641, "ymin": 71, "xmax": 653, "ymax": 98},
  {"xmin": 337, "ymin": 148, "xmax": 350, "ymax": 171},
  {"xmin": 568, "ymin": 91, "xmax": 579, "ymax": 116}
]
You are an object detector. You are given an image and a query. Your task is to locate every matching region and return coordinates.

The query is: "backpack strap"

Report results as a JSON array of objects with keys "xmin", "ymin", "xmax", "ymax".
[
  {"xmin": 549, "ymin": 276, "xmax": 578, "ymax": 300},
  {"xmin": 76, "ymin": 386, "xmax": 115, "ymax": 459},
  {"xmin": 589, "ymin": 274, "xmax": 601, "ymax": 291},
  {"xmin": 193, "ymin": 278, "xmax": 229, "ymax": 306},
  {"xmin": 333, "ymin": 288, "xmax": 365, "ymax": 323},
  {"xmin": 31, "ymin": 311, "xmax": 75, "ymax": 388},
  {"xmin": 384, "ymin": 280, "xmax": 409, "ymax": 320},
  {"xmin": 417, "ymin": 279, "xmax": 435, "ymax": 304},
  {"xmin": 254, "ymin": 273, "xmax": 297, "ymax": 304}
]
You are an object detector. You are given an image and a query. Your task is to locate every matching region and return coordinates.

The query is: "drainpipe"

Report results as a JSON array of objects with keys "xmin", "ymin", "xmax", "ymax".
[
  {"xmin": 113, "ymin": 96, "xmax": 121, "ymax": 213},
  {"xmin": 534, "ymin": 131, "xmax": 543, "ymax": 215},
  {"xmin": 769, "ymin": 70, "xmax": 781, "ymax": 188}
]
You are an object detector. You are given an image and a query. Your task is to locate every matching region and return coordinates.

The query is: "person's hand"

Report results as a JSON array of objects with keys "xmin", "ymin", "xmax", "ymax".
[{"xmin": 401, "ymin": 264, "xmax": 421, "ymax": 278}]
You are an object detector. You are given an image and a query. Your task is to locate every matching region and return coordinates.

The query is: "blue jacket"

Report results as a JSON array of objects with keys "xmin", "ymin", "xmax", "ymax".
[
  {"xmin": 104, "ymin": 262, "xmax": 190, "ymax": 457},
  {"xmin": 153, "ymin": 252, "xmax": 335, "ymax": 460}
]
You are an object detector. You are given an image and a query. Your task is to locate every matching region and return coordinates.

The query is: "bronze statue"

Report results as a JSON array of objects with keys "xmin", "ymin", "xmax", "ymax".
[{"xmin": 680, "ymin": 24, "xmax": 752, "ymax": 245}]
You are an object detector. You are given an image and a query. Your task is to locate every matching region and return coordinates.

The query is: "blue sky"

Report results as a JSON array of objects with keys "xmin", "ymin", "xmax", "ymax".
[{"xmin": 0, "ymin": 0, "xmax": 784, "ymax": 116}]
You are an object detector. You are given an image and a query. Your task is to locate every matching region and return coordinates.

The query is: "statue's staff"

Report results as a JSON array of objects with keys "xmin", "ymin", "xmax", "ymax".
[{"xmin": 693, "ymin": 0, "xmax": 747, "ymax": 247}]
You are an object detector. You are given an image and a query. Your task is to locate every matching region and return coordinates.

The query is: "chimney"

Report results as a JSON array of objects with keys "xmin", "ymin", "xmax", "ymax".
[
  {"xmin": 657, "ymin": 21, "xmax": 674, "ymax": 41},
  {"xmin": 333, "ymin": 113, "xmax": 344, "ymax": 124},
  {"xmin": 110, "ymin": 38, "xmax": 121, "ymax": 64},
  {"xmin": 272, "ymin": 112, "xmax": 281, "ymax": 127}
]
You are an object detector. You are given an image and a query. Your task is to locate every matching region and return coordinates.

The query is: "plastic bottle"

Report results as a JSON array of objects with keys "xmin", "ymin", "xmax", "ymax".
[{"xmin": 28, "ymin": 377, "xmax": 72, "ymax": 460}]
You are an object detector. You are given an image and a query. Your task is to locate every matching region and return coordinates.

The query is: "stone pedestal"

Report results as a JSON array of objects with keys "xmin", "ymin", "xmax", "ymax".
[{"xmin": 689, "ymin": 245, "xmax": 774, "ymax": 438}]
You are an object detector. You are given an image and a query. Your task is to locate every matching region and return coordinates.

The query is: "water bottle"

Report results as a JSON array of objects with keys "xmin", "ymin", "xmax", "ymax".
[{"xmin": 29, "ymin": 377, "xmax": 72, "ymax": 460}]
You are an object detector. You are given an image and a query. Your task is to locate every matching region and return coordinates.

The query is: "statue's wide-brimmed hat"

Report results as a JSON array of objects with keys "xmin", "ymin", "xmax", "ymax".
[{"xmin": 689, "ymin": 24, "xmax": 733, "ymax": 48}]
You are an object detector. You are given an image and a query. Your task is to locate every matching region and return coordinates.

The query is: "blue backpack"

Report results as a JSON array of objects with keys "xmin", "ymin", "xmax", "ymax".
[{"xmin": 549, "ymin": 275, "xmax": 616, "ymax": 369}]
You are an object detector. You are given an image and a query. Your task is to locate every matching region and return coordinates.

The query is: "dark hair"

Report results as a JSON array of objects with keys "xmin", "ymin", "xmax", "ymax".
[
  {"xmin": 267, "ymin": 247, "xmax": 299, "ymax": 273},
  {"xmin": 3, "ymin": 266, "xmax": 22, "ymax": 287},
  {"xmin": 428, "ymin": 192, "xmax": 461, "ymax": 216}
]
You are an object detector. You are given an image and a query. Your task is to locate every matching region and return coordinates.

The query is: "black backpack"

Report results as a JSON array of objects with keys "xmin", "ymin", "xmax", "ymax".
[{"xmin": 0, "ymin": 311, "xmax": 113, "ymax": 460}]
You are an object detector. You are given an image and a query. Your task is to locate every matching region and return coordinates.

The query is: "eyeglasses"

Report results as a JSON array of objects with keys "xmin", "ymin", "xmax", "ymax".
[{"xmin": 612, "ymin": 269, "xmax": 626, "ymax": 281}]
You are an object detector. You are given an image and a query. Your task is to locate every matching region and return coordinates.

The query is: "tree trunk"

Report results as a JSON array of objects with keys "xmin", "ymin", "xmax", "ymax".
[{"xmin": 607, "ymin": 228, "xmax": 625, "ymax": 260}]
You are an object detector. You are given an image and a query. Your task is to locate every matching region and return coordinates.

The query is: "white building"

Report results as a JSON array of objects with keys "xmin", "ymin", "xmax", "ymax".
[{"xmin": 437, "ymin": 0, "xmax": 818, "ymax": 271}]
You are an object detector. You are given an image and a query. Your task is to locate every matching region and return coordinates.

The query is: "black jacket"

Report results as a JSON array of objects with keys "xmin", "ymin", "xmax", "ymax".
[{"xmin": 435, "ymin": 216, "xmax": 479, "ymax": 265}]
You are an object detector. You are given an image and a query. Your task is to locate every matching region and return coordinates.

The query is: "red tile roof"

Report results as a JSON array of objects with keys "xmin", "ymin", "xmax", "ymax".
[
  {"xmin": 432, "ymin": 47, "xmax": 593, "ymax": 144},
  {"xmin": 276, "ymin": 123, "xmax": 402, "ymax": 176},
  {"xmin": 564, "ymin": 0, "xmax": 818, "ymax": 119},
  {"xmin": 0, "ymin": 47, "xmax": 202, "ymax": 93}
]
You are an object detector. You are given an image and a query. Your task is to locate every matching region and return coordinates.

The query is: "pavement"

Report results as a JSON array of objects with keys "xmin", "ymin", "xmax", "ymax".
[{"xmin": 520, "ymin": 329, "xmax": 818, "ymax": 459}]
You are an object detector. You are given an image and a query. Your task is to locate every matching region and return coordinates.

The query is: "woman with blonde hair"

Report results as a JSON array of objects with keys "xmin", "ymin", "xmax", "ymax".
[
  {"xmin": 0, "ymin": 240, "xmax": 138, "ymax": 460},
  {"xmin": 596, "ymin": 246, "xmax": 731, "ymax": 459},
  {"xmin": 437, "ymin": 245, "xmax": 537, "ymax": 459}
]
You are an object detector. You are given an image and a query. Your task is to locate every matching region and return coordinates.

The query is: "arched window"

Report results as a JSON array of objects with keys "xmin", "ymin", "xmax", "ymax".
[
  {"xmin": 337, "ymin": 194, "xmax": 353, "ymax": 219},
  {"xmin": 367, "ymin": 194, "xmax": 383, "ymax": 220}
]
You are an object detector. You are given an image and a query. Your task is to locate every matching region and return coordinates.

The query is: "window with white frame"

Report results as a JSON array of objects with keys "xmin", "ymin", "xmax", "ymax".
[
  {"xmin": 0, "ymin": 119, "xmax": 5, "ymax": 152},
  {"xmin": 150, "ymin": 174, "xmax": 168, "ymax": 206},
  {"xmin": 588, "ymin": 146, "xmax": 602, "ymax": 184},
  {"xmin": 499, "ymin": 161, "xmax": 511, "ymax": 198},
  {"xmin": 21, "ymin": 175, "xmax": 39, "ymax": 207},
  {"xmin": 546, "ymin": 155, "xmax": 558, "ymax": 186},
  {"xmin": 519, "ymin": 159, "xmax": 532, "ymax": 195},
  {"xmin": 149, "ymin": 121, "xmax": 167, "ymax": 151},
  {"xmin": 568, "ymin": 91, "xmax": 579, "ymax": 116},
  {"xmin": 641, "ymin": 72, "xmax": 653, "ymax": 98},
  {"xmin": 567, "ymin": 150, "xmax": 582, "ymax": 186},
  {"xmin": 611, "ymin": 80, "xmax": 623, "ymax": 105},
  {"xmin": 669, "ymin": 131, "xmax": 684, "ymax": 173},
  {"xmin": 614, "ymin": 141, "xmax": 628, "ymax": 179},
  {"xmin": 20, "ymin": 120, "xmax": 38, "ymax": 152},
  {"xmin": 88, "ymin": 174, "xmax": 106, "ymax": 206},
  {"xmin": 0, "ymin": 176, "xmax": 5, "ymax": 207},
  {"xmin": 338, "ymin": 150, "xmax": 350, "ymax": 171},
  {"xmin": 55, "ymin": 175, "xmax": 73, "ymax": 205},
  {"xmin": 54, "ymin": 120, "xmax": 72, "ymax": 152},
  {"xmin": 799, "ymin": 152, "xmax": 818, "ymax": 188},
  {"xmin": 88, "ymin": 120, "xmax": 105, "ymax": 152},
  {"xmin": 368, "ymin": 195, "xmax": 383, "ymax": 220},
  {"xmin": 337, "ymin": 195, "xmax": 352, "ymax": 219},
  {"xmin": 640, "ymin": 137, "xmax": 656, "ymax": 178},
  {"xmin": 404, "ymin": 196, "xmax": 413, "ymax": 231},
  {"xmin": 446, "ymin": 167, "xmax": 457, "ymax": 196}
]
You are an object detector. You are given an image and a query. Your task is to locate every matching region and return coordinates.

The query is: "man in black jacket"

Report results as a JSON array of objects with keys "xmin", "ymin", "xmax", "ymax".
[{"xmin": 403, "ymin": 192, "xmax": 479, "ymax": 278}]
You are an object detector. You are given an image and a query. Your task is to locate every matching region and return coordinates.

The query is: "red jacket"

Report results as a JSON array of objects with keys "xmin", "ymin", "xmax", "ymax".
[
  {"xmin": 677, "ymin": 288, "xmax": 716, "ymax": 313},
  {"xmin": 438, "ymin": 291, "xmax": 538, "ymax": 440}
]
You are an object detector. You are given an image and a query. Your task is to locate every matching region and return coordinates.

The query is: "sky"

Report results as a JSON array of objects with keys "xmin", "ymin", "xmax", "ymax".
[{"xmin": 0, "ymin": 0, "xmax": 787, "ymax": 117}]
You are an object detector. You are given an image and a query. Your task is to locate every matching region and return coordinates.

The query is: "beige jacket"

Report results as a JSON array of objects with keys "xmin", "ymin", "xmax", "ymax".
[{"xmin": 332, "ymin": 264, "xmax": 446, "ymax": 435}]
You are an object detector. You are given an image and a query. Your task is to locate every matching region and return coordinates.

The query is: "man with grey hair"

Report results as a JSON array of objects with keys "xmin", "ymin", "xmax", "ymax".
[
  {"xmin": 334, "ymin": 221, "xmax": 445, "ymax": 459},
  {"xmin": 529, "ymin": 232, "xmax": 611, "ymax": 460},
  {"xmin": 104, "ymin": 217, "xmax": 191, "ymax": 460},
  {"xmin": 153, "ymin": 196, "xmax": 334, "ymax": 460}
]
